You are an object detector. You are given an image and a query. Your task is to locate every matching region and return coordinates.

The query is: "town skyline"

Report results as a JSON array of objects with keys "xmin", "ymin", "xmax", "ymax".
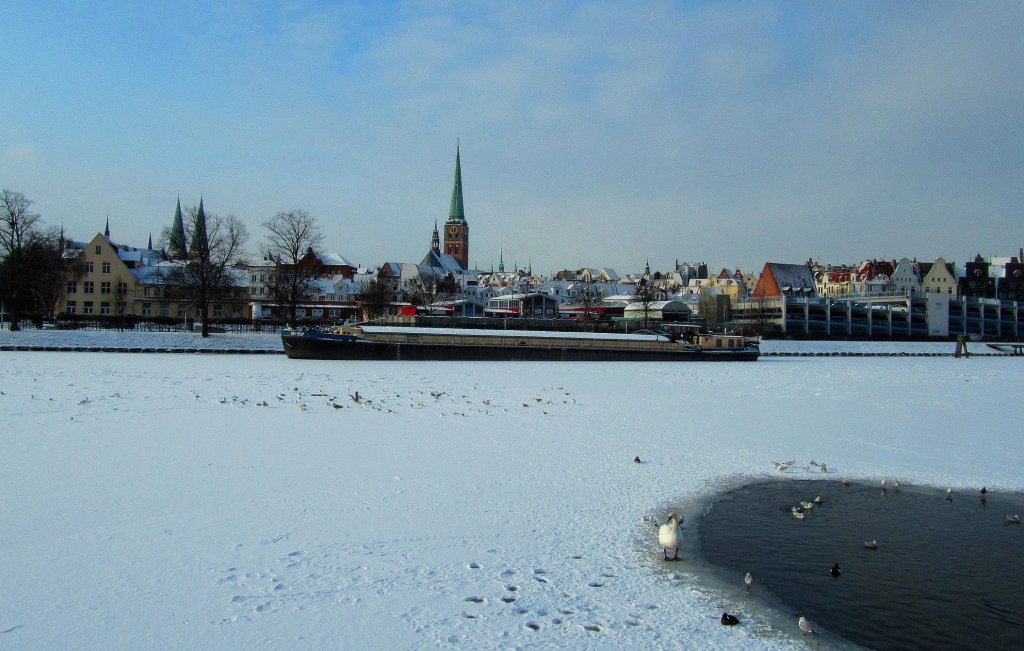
[{"xmin": 3, "ymin": 2, "xmax": 1022, "ymax": 274}]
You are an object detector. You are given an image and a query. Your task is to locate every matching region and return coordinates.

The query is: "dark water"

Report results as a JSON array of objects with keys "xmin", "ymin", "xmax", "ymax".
[{"xmin": 698, "ymin": 480, "xmax": 1024, "ymax": 650}]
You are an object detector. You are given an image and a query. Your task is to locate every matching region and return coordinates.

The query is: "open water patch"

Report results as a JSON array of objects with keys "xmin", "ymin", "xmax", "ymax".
[{"xmin": 696, "ymin": 480, "xmax": 1024, "ymax": 650}]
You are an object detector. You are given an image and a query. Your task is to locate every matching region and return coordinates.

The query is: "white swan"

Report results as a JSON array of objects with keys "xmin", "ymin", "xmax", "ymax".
[
  {"xmin": 793, "ymin": 510, "xmax": 806, "ymax": 520},
  {"xmin": 658, "ymin": 513, "xmax": 681, "ymax": 561}
]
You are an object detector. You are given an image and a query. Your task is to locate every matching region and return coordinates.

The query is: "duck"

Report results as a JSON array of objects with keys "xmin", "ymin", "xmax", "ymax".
[
  {"xmin": 798, "ymin": 616, "xmax": 814, "ymax": 635},
  {"xmin": 946, "ymin": 488, "xmax": 954, "ymax": 502},
  {"xmin": 841, "ymin": 478, "xmax": 851, "ymax": 486},
  {"xmin": 793, "ymin": 510, "xmax": 806, "ymax": 520},
  {"xmin": 744, "ymin": 572, "xmax": 753, "ymax": 589},
  {"xmin": 893, "ymin": 479, "xmax": 901, "ymax": 494},
  {"xmin": 658, "ymin": 513, "xmax": 681, "ymax": 561},
  {"xmin": 813, "ymin": 496, "xmax": 823, "ymax": 505},
  {"xmin": 864, "ymin": 539, "xmax": 878, "ymax": 550},
  {"xmin": 800, "ymin": 501, "xmax": 815, "ymax": 510},
  {"xmin": 831, "ymin": 562, "xmax": 841, "ymax": 578},
  {"xmin": 820, "ymin": 463, "xmax": 828, "ymax": 473},
  {"xmin": 721, "ymin": 612, "xmax": 740, "ymax": 626},
  {"xmin": 1007, "ymin": 514, "xmax": 1021, "ymax": 524}
]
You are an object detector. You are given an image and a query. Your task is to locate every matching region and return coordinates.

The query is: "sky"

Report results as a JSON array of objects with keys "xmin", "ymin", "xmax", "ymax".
[{"xmin": 2, "ymin": 1, "xmax": 1022, "ymax": 275}]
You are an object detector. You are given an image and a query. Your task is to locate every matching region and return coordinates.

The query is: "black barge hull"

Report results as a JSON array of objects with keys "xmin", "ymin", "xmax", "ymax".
[{"xmin": 282, "ymin": 332, "xmax": 759, "ymax": 362}]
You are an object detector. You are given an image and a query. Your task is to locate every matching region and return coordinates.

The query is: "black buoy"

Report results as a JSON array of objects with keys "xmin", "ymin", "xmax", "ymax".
[{"xmin": 721, "ymin": 612, "xmax": 740, "ymax": 626}]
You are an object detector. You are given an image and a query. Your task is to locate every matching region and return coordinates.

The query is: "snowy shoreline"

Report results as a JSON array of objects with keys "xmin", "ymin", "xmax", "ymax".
[{"xmin": 2, "ymin": 337, "xmax": 1020, "ymax": 649}]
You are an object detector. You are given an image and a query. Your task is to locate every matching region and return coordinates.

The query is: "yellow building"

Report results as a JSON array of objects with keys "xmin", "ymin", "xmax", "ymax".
[{"xmin": 63, "ymin": 233, "xmax": 249, "ymax": 320}]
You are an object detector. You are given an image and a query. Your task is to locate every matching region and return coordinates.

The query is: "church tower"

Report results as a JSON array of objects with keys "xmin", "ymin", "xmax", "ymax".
[{"xmin": 443, "ymin": 143, "xmax": 469, "ymax": 269}]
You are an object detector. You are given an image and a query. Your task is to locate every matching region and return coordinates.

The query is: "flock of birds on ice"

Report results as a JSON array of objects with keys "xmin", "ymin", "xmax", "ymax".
[{"xmin": 650, "ymin": 458, "xmax": 1021, "ymax": 639}]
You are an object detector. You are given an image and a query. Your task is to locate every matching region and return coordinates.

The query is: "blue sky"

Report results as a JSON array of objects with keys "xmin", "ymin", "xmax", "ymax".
[{"xmin": 2, "ymin": 1, "xmax": 1022, "ymax": 274}]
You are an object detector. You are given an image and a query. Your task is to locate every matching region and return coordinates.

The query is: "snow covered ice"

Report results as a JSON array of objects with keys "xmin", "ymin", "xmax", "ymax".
[{"xmin": 1, "ymin": 331, "xmax": 1021, "ymax": 649}]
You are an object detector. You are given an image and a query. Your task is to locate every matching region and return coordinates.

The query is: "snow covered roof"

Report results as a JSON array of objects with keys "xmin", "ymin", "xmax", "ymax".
[
  {"xmin": 317, "ymin": 252, "xmax": 355, "ymax": 268},
  {"xmin": 764, "ymin": 262, "xmax": 817, "ymax": 295}
]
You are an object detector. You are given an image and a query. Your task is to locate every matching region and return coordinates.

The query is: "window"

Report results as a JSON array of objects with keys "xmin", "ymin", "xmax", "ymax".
[
  {"xmin": 117, "ymin": 282, "xmax": 128, "ymax": 294},
  {"xmin": 102, "ymin": 262, "xmax": 111, "ymax": 273},
  {"xmin": 159, "ymin": 304, "xmax": 169, "ymax": 317},
  {"xmin": 143, "ymin": 287, "xmax": 149, "ymax": 296},
  {"xmin": 101, "ymin": 282, "xmax": 111, "ymax": 294},
  {"xmin": 213, "ymin": 304, "xmax": 223, "ymax": 317},
  {"xmin": 177, "ymin": 306, "xmax": 186, "ymax": 317},
  {"xmin": 67, "ymin": 281, "xmax": 77, "ymax": 294},
  {"xmin": 84, "ymin": 281, "xmax": 94, "ymax": 294},
  {"xmin": 66, "ymin": 301, "xmax": 77, "ymax": 314},
  {"xmin": 85, "ymin": 262, "xmax": 94, "ymax": 273},
  {"xmin": 95, "ymin": 245, "xmax": 101, "ymax": 254},
  {"xmin": 83, "ymin": 301, "xmax": 94, "ymax": 314},
  {"xmin": 141, "ymin": 303, "xmax": 152, "ymax": 316},
  {"xmin": 100, "ymin": 302, "xmax": 111, "ymax": 315}
]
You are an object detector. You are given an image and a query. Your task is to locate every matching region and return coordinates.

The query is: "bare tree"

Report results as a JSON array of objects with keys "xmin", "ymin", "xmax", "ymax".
[
  {"xmin": 403, "ymin": 272, "xmax": 440, "ymax": 311},
  {"xmin": 633, "ymin": 278, "xmax": 662, "ymax": 331},
  {"xmin": 577, "ymin": 279, "xmax": 600, "ymax": 323},
  {"xmin": 259, "ymin": 210, "xmax": 324, "ymax": 328},
  {"xmin": 357, "ymin": 277, "xmax": 394, "ymax": 321},
  {"xmin": 163, "ymin": 201, "xmax": 249, "ymax": 337},
  {"xmin": 0, "ymin": 190, "xmax": 43, "ymax": 330}
]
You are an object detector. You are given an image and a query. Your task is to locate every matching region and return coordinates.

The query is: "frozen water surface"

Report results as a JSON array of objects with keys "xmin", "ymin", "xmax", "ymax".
[{"xmin": 1, "ymin": 330, "xmax": 1022, "ymax": 649}]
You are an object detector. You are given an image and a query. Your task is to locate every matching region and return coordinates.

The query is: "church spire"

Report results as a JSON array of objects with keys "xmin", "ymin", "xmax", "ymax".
[
  {"xmin": 104, "ymin": 214, "xmax": 110, "ymax": 237},
  {"xmin": 189, "ymin": 197, "xmax": 209, "ymax": 258},
  {"xmin": 431, "ymin": 219, "xmax": 440, "ymax": 253},
  {"xmin": 169, "ymin": 196, "xmax": 188, "ymax": 259},
  {"xmin": 498, "ymin": 248, "xmax": 504, "ymax": 273},
  {"xmin": 147, "ymin": 232, "xmax": 153, "ymax": 250},
  {"xmin": 447, "ymin": 141, "xmax": 466, "ymax": 224}
]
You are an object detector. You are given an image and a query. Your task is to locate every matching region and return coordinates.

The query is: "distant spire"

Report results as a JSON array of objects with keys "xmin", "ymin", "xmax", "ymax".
[
  {"xmin": 447, "ymin": 142, "xmax": 466, "ymax": 224},
  {"xmin": 498, "ymin": 248, "xmax": 505, "ymax": 273},
  {"xmin": 147, "ymin": 232, "xmax": 153, "ymax": 250},
  {"xmin": 189, "ymin": 197, "xmax": 209, "ymax": 258},
  {"xmin": 431, "ymin": 219, "xmax": 440, "ymax": 253},
  {"xmin": 104, "ymin": 214, "xmax": 110, "ymax": 237},
  {"xmin": 169, "ymin": 196, "xmax": 188, "ymax": 259}
]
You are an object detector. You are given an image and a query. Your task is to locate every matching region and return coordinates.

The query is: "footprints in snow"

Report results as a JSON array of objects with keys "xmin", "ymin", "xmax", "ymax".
[{"xmin": 460, "ymin": 560, "xmax": 615, "ymax": 633}]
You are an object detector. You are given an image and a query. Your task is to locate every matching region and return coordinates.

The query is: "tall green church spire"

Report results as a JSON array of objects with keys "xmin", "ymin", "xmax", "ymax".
[{"xmin": 447, "ymin": 142, "xmax": 466, "ymax": 224}]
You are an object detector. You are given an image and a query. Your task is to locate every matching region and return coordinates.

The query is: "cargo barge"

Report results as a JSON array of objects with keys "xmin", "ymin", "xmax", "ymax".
[{"xmin": 281, "ymin": 325, "xmax": 760, "ymax": 362}]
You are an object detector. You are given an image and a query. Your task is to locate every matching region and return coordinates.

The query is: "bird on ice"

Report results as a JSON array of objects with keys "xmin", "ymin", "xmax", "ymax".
[
  {"xmin": 798, "ymin": 616, "xmax": 815, "ymax": 635},
  {"xmin": 946, "ymin": 488, "xmax": 954, "ymax": 502},
  {"xmin": 633, "ymin": 456, "xmax": 642, "ymax": 464},
  {"xmin": 744, "ymin": 572, "xmax": 753, "ymax": 589},
  {"xmin": 981, "ymin": 486, "xmax": 988, "ymax": 495},
  {"xmin": 1007, "ymin": 515, "xmax": 1021, "ymax": 524},
  {"xmin": 721, "ymin": 612, "xmax": 740, "ymax": 626},
  {"xmin": 893, "ymin": 479, "xmax": 900, "ymax": 494},
  {"xmin": 658, "ymin": 513, "xmax": 681, "ymax": 561},
  {"xmin": 820, "ymin": 463, "xmax": 828, "ymax": 473},
  {"xmin": 831, "ymin": 563, "xmax": 842, "ymax": 579},
  {"xmin": 864, "ymin": 540, "xmax": 878, "ymax": 550}
]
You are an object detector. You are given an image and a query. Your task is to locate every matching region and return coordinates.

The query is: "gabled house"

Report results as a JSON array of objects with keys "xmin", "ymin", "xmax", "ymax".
[
  {"xmin": 921, "ymin": 257, "xmax": 957, "ymax": 297},
  {"xmin": 752, "ymin": 262, "xmax": 818, "ymax": 298}
]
